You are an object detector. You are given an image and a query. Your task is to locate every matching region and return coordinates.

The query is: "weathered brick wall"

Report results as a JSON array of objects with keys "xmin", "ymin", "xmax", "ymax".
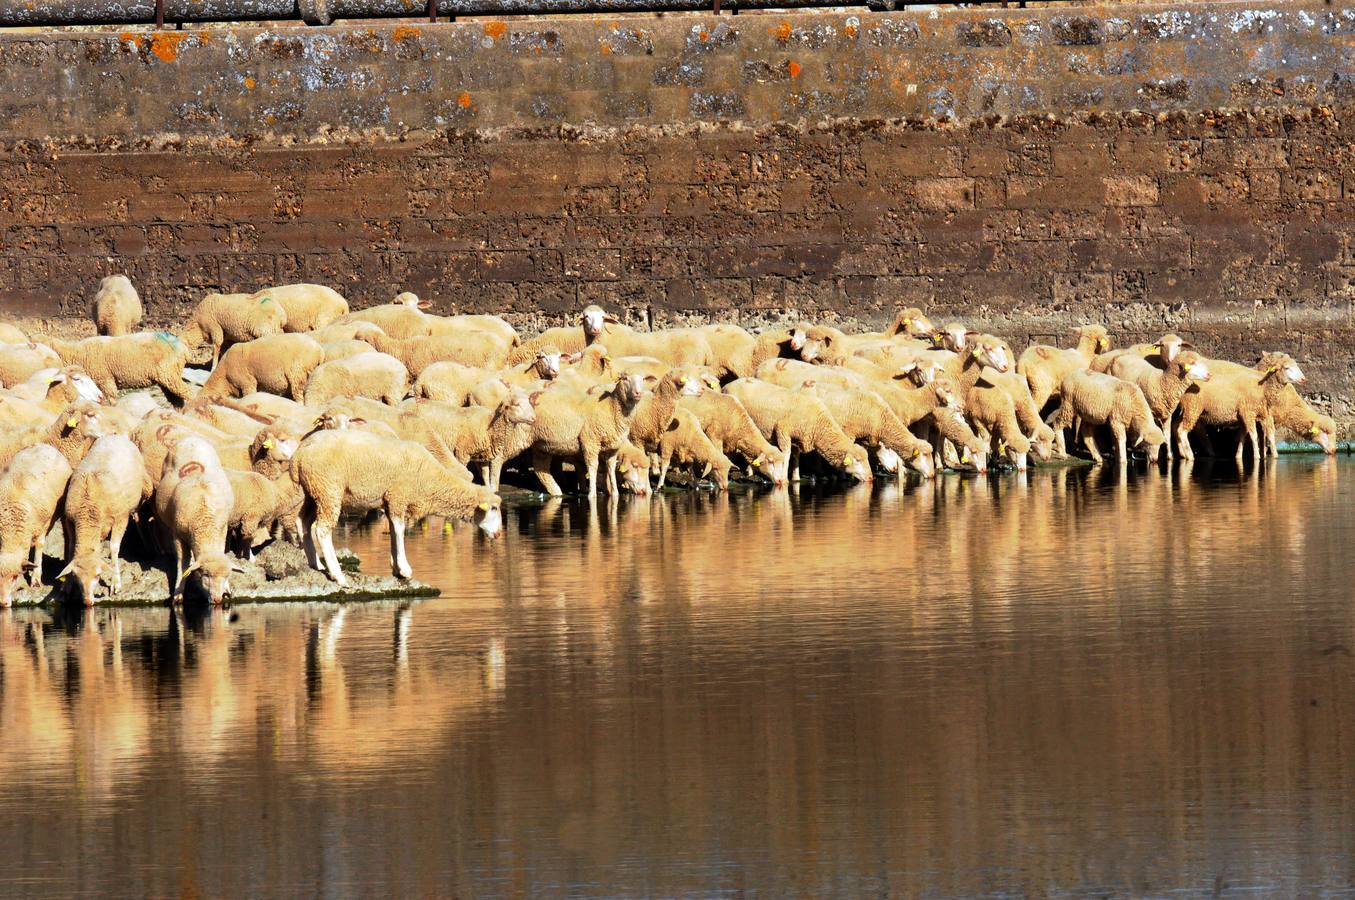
[{"xmin": 2, "ymin": 2, "xmax": 1354, "ymax": 414}]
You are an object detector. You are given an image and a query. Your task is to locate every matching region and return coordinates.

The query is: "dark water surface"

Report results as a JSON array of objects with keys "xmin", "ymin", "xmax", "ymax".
[{"xmin": 3, "ymin": 460, "xmax": 1354, "ymax": 897}]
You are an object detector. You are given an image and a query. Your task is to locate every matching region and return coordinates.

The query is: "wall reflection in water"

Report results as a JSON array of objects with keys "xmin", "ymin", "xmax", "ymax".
[{"xmin": 0, "ymin": 458, "xmax": 1351, "ymax": 896}]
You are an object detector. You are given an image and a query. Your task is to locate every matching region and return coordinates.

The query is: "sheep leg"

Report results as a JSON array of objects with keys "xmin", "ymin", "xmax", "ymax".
[
  {"xmin": 1080, "ymin": 424, "xmax": 1102, "ymax": 464},
  {"xmin": 1111, "ymin": 422, "xmax": 1128, "ymax": 463},
  {"xmin": 387, "ymin": 513, "xmax": 412, "ymax": 580},
  {"xmin": 479, "ymin": 463, "xmax": 491, "ymax": 487},
  {"xmin": 487, "ymin": 457, "xmax": 505, "ymax": 493},
  {"xmin": 172, "ymin": 539, "xmax": 186, "ymax": 603},
  {"xmin": 584, "ymin": 452, "xmax": 600, "ymax": 496},
  {"xmin": 300, "ymin": 503, "xmax": 320, "ymax": 571},
  {"xmin": 1159, "ymin": 418, "xmax": 1175, "ymax": 460},
  {"xmin": 314, "ymin": 522, "xmax": 348, "ymax": 587},
  {"xmin": 531, "ymin": 451, "xmax": 565, "ymax": 497},
  {"xmin": 602, "ymin": 451, "xmax": 619, "ymax": 495},
  {"xmin": 28, "ymin": 540, "xmax": 42, "ymax": 588},
  {"xmin": 657, "ymin": 448, "xmax": 672, "ymax": 490},
  {"xmin": 1261, "ymin": 416, "xmax": 1278, "ymax": 458},
  {"xmin": 108, "ymin": 520, "xmax": 128, "ymax": 596}
]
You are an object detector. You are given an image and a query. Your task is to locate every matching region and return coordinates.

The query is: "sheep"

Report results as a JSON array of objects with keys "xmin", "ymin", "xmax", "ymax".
[
  {"xmin": 526, "ymin": 374, "xmax": 650, "ymax": 496},
  {"xmin": 624, "ymin": 369, "xmax": 705, "ymax": 457},
  {"xmin": 255, "ymin": 284, "xmax": 349, "ymax": 333},
  {"xmin": 310, "ymin": 321, "xmax": 386, "ymax": 346},
  {"xmin": 982, "ymin": 369, "xmax": 1058, "ymax": 462},
  {"xmin": 428, "ymin": 313, "xmax": 519, "ymax": 347},
  {"xmin": 1017, "ymin": 325, "xmax": 1111, "ymax": 411},
  {"xmin": 882, "ymin": 307, "xmax": 937, "ymax": 340},
  {"xmin": 1052, "ymin": 370, "xmax": 1167, "ymax": 463},
  {"xmin": 320, "ymin": 339, "xmax": 375, "ymax": 363},
  {"xmin": 0, "ymin": 342, "xmax": 62, "ymax": 388},
  {"xmin": 359, "ymin": 329, "xmax": 511, "ymax": 376},
  {"xmin": 337, "ymin": 301, "xmax": 432, "ymax": 340},
  {"xmin": 223, "ymin": 466, "xmax": 303, "ymax": 558},
  {"xmin": 589, "ymin": 321, "xmax": 712, "ymax": 368},
  {"xmin": 290, "ymin": 430, "xmax": 503, "ymax": 585},
  {"xmin": 964, "ymin": 373, "xmax": 1037, "ymax": 471},
  {"xmin": 6, "ymin": 366, "xmax": 104, "ymax": 408},
  {"xmin": 1105, "ymin": 350, "xmax": 1211, "ymax": 458},
  {"xmin": 508, "ymin": 326, "xmax": 591, "ymax": 367},
  {"xmin": 91, "ymin": 275, "xmax": 143, "ymax": 337},
  {"xmin": 42, "ymin": 332, "xmax": 194, "ymax": 405},
  {"xmin": 723, "ymin": 378, "xmax": 873, "ymax": 483},
  {"xmin": 304, "ymin": 352, "xmax": 409, "ymax": 407},
  {"xmin": 657, "ymin": 408, "xmax": 733, "ymax": 491},
  {"xmin": 803, "ymin": 383, "xmax": 936, "ymax": 478},
  {"xmin": 0, "ymin": 402, "xmax": 109, "ymax": 472},
  {"xmin": 1091, "ymin": 333, "xmax": 1191, "ymax": 374},
  {"xmin": 197, "ymin": 333, "xmax": 324, "ymax": 402},
  {"xmin": 413, "ymin": 360, "xmax": 486, "ymax": 405},
  {"xmin": 0, "ymin": 445, "xmax": 74, "ymax": 605},
  {"xmin": 1266, "ymin": 385, "xmax": 1336, "ymax": 456},
  {"xmin": 180, "ymin": 292, "xmax": 288, "ymax": 367},
  {"xmin": 235, "ymin": 392, "xmax": 311, "ymax": 426},
  {"xmin": 57, "ymin": 434, "xmax": 147, "ymax": 605},
  {"xmin": 552, "ymin": 345, "xmax": 616, "ymax": 391},
  {"xmin": 380, "ymin": 395, "xmax": 527, "ymax": 485},
  {"xmin": 616, "ymin": 440, "xmax": 654, "ymax": 495},
  {"xmin": 1175, "ymin": 353, "xmax": 1307, "ymax": 462},
  {"xmin": 677, "ymin": 390, "xmax": 785, "ymax": 484},
  {"xmin": 166, "ymin": 456, "xmax": 237, "ymax": 604}
]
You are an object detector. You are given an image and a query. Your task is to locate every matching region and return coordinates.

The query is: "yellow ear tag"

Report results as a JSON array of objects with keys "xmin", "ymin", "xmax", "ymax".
[
  {"xmin": 750, "ymin": 459, "xmax": 761, "ymax": 467},
  {"xmin": 902, "ymin": 318, "xmax": 912, "ymax": 329},
  {"xmin": 971, "ymin": 348, "xmax": 980, "ymax": 358},
  {"xmin": 477, "ymin": 501, "xmax": 490, "ymax": 511},
  {"xmin": 619, "ymin": 464, "xmax": 629, "ymax": 473},
  {"xmin": 961, "ymin": 451, "xmax": 970, "ymax": 463},
  {"xmin": 262, "ymin": 438, "xmax": 274, "ymax": 450},
  {"xmin": 1311, "ymin": 426, "xmax": 1322, "ymax": 437},
  {"xmin": 1151, "ymin": 344, "xmax": 1160, "ymax": 352},
  {"xmin": 998, "ymin": 441, "xmax": 1008, "ymax": 453},
  {"xmin": 66, "ymin": 417, "xmax": 78, "ymax": 428}
]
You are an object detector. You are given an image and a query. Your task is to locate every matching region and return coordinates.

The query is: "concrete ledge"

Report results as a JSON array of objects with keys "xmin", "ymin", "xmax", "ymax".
[{"xmin": 1, "ymin": 1, "xmax": 1351, "ymax": 140}]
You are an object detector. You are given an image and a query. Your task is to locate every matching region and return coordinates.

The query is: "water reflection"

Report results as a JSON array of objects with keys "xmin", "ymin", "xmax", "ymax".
[{"xmin": 1, "ymin": 459, "xmax": 1353, "ymax": 896}]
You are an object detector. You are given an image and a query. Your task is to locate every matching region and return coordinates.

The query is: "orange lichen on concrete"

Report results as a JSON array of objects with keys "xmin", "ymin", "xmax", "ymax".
[
  {"xmin": 244, "ymin": 76, "xmax": 257, "ymax": 90},
  {"xmin": 787, "ymin": 60, "xmax": 801, "ymax": 78},
  {"xmin": 771, "ymin": 21, "xmax": 792, "ymax": 43},
  {"xmin": 457, "ymin": 91, "xmax": 473, "ymax": 108},
  {"xmin": 392, "ymin": 25, "xmax": 421, "ymax": 42},
  {"xmin": 484, "ymin": 22, "xmax": 506, "ymax": 40},
  {"xmin": 148, "ymin": 32, "xmax": 189, "ymax": 63},
  {"xmin": 119, "ymin": 32, "xmax": 144, "ymax": 49},
  {"xmin": 844, "ymin": 22, "xmax": 858, "ymax": 38}
]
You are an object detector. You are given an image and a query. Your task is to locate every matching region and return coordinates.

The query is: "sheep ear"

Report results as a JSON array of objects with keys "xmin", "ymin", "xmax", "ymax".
[
  {"xmin": 351, "ymin": 418, "xmax": 367, "ymax": 425},
  {"xmin": 642, "ymin": 375, "xmax": 658, "ymax": 386},
  {"xmin": 702, "ymin": 374, "xmax": 720, "ymax": 389},
  {"xmin": 528, "ymin": 391, "xmax": 543, "ymax": 406},
  {"xmin": 602, "ymin": 314, "xmax": 619, "ymax": 324}
]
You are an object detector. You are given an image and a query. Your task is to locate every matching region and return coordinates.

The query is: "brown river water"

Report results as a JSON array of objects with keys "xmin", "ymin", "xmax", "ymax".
[{"xmin": 1, "ymin": 458, "xmax": 1353, "ymax": 897}]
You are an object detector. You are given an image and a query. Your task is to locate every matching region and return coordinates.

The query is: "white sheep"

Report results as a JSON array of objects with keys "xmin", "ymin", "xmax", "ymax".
[
  {"xmin": 0, "ymin": 444, "xmax": 74, "ymax": 605},
  {"xmin": 180, "ymin": 292, "xmax": 289, "ymax": 367},
  {"xmin": 290, "ymin": 430, "xmax": 503, "ymax": 585},
  {"xmin": 256, "ymin": 283, "xmax": 349, "ymax": 333},
  {"xmin": 57, "ymin": 434, "xmax": 147, "ymax": 605},
  {"xmin": 91, "ymin": 275, "xmax": 143, "ymax": 337},
  {"xmin": 304, "ymin": 351, "xmax": 409, "ymax": 407}
]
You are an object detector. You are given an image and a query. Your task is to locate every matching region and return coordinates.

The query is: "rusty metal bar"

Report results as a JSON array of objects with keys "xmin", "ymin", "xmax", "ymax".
[
  {"xmin": 427, "ymin": 0, "xmax": 437, "ymax": 20},
  {"xmin": 154, "ymin": 0, "xmax": 164, "ymax": 27}
]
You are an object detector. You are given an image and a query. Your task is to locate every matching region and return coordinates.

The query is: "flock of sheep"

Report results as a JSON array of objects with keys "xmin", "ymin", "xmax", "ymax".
[{"xmin": 0, "ymin": 274, "xmax": 1336, "ymax": 608}]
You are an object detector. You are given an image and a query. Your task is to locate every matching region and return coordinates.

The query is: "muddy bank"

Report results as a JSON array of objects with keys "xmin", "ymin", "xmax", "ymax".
[{"xmin": 8, "ymin": 535, "xmax": 438, "ymax": 607}]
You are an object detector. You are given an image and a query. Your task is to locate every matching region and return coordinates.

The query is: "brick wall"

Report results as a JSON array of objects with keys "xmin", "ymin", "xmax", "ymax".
[{"xmin": 2, "ymin": 3, "xmax": 1354, "ymax": 415}]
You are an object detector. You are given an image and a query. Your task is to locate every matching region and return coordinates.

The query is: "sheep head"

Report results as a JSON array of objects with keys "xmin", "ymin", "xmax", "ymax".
[
  {"xmin": 56, "ymin": 403, "xmax": 108, "ymax": 441},
  {"xmin": 473, "ymin": 492, "xmax": 503, "ymax": 539},
  {"xmin": 499, "ymin": 390, "xmax": 537, "ymax": 427},
  {"xmin": 0, "ymin": 552, "xmax": 31, "ymax": 608},
  {"xmin": 905, "ymin": 447, "xmax": 936, "ymax": 479},
  {"xmin": 970, "ymin": 337, "xmax": 1011, "ymax": 373},
  {"xmin": 1076, "ymin": 325, "xmax": 1111, "ymax": 354},
  {"xmin": 876, "ymin": 446, "xmax": 900, "ymax": 474},
  {"xmin": 843, "ymin": 444, "xmax": 872, "ymax": 482},
  {"xmin": 617, "ymin": 456, "xmax": 650, "ymax": 496},
  {"xmin": 56, "ymin": 555, "xmax": 104, "ymax": 607},
  {"xmin": 939, "ymin": 323, "xmax": 972, "ymax": 352},
  {"xmin": 1173, "ymin": 351, "xmax": 1211, "ymax": 385},
  {"xmin": 1310, "ymin": 416, "xmax": 1337, "ymax": 454},
  {"xmin": 581, "ymin": 305, "xmax": 615, "ymax": 339},
  {"xmin": 894, "ymin": 307, "xmax": 935, "ymax": 338},
  {"xmin": 1152, "ymin": 333, "xmax": 1189, "ymax": 362},
  {"xmin": 532, "ymin": 347, "xmax": 563, "ymax": 380},
  {"xmin": 747, "ymin": 451, "xmax": 786, "ymax": 486},
  {"xmin": 179, "ymin": 554, "xmax": 243, "ymax": 606},
  {"xmin": 1258, "ymin": 353, "xmax": 1306, "ymax": 386},
  {"xmin": 394, "ymin": 291, "xmax": 431, "ymax": 310}
]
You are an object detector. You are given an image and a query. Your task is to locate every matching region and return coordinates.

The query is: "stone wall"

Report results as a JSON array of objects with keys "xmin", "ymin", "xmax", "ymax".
[{"xmin": 2, "ymin": 2, "xmax": 1354, "ymax": 413}]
